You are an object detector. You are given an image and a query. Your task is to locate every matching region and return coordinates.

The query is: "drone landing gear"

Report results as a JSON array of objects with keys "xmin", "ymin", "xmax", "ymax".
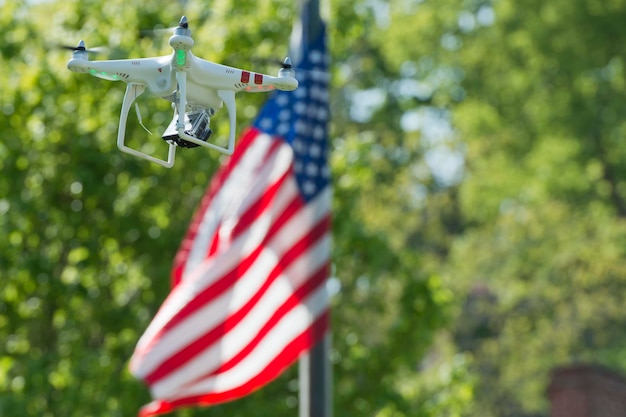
[
  {"xmin": 118, "ymin": 83, "xmax": 177, "ymax": 168},
  {"xmin": 117, "ymin": 74, "xmax": 237, "ymax": 168},
  {"xmin": 162, "ymin": 108, "xmax": 214, "ymax": 148}
]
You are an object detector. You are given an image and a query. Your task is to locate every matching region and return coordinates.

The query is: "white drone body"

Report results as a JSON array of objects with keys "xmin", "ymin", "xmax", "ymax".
[{"xmin": 67, "ymin": 16, "xmax": 298, "ymax": 167}]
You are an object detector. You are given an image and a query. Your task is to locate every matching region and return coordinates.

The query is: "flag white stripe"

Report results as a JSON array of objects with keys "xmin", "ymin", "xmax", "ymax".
[
  {"xmin": 150, "ymin": 232, "xmax": 331, "ymax": 398},
  {"xmin": 132, "ymin": 170, "xmax": 297, "ymax": 372},
  {"xmin": 218, "ymin": 235, "xmax": 330, "ymax": 361},
  {"xmin": 131, "ymin": 140, "xmax": 293, "ymax": 364},
  {"xmin": 132, "ymin": 185, "xmax": 329, "ymax": 379},
  {"xmin": 131, "ymin": 184, "xmax": 330, "ymax": 379},
  {"xmin": 182, "ymin": 134, "xmax": 277, "ymax": 281},
  {"xmin": 156, "ymin": 283, "xmax": 329, "ymax": 400}
]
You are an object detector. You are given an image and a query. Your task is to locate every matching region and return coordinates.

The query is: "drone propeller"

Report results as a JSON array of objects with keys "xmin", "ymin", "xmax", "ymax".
[
  {"xmin": 139, "ymin": 15, "xmax": 190, "ymax": 37},
  {"xmin": 57, "ymin": 40, "xmax": 107, "ymax": 54}
]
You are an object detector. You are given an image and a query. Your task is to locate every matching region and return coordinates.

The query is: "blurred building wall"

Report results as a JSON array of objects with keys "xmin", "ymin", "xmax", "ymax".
[{"xmin": 547, "ymin": 365, "xmax": 626, "ymax": 417}]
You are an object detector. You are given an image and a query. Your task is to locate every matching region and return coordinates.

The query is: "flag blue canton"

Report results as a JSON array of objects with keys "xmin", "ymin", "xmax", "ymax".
[{"xmin": 253, "ymin": 29, "xmax": 330, "ymax": 202}]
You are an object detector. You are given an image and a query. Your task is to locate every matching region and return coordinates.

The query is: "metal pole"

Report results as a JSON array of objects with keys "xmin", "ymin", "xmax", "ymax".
[
  {"xmin": 296, "ymin": 1, "xmax": 331, "ymax": 416},
  {"xmin": 299, "ymin": 332, "xmax": 332, "ymax": 417}
]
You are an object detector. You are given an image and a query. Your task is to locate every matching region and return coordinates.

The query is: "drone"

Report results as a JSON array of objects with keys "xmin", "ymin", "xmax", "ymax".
[{"xmin": 66, "ymin": 16, "xmax": 298, "ymax": 168}]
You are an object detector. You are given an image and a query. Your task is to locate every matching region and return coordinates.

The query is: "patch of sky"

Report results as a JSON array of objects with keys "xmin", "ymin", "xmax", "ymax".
[
  {"xmin": 392, "ymin": 78, "xmax": 433, "ymax": 101},
  {"xmin": 402, "ymin": 107, "xmax": 464, "ymax": 186},
  {"xmin": 477, "ymin": 5, "xmax": 495, "ymax": 26},
  {"xmin": 458, "ymin": 11, "xmax": 477, "ymax": 32},
  {"xmin": 349, "ymin": 87, "xmax": 387, "ymax": 123},
  {"xmin": 441, "ymin": 33, "xmax": 462, "ymax": 51},
  {"xmin": 367, "ymin": 0, "xmax": 391, "ymax": 28},
  {"xmin": 458, "ymin": 5, "xmax": 495, "ymax": 32}
]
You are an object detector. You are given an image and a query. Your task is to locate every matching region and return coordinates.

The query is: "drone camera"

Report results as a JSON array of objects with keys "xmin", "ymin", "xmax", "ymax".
[{"xmin": 162, "ymin": 108, "xmax": 213, "ymax": 148}]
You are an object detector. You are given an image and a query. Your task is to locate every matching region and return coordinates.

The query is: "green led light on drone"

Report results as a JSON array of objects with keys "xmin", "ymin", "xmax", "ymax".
[
  {"xmin": 176, "ymin": 49, "xmax": 186, "ymax": 66},
  {"xmin": 88, "ymin": 69, "xmax": 118, "ymax": 80}
]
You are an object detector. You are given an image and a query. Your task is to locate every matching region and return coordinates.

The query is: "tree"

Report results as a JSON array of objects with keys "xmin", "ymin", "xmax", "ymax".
[
  {"xmin": 376, "ymin": 0, "xmax": 626, "ymax": 415},
  {"xmin": 0, "ymin": 0, "xmax": 455, "ymax": 416}
]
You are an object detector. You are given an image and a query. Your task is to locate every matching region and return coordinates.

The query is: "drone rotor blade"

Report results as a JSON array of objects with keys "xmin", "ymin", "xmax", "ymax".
[
  {"xmin": 241, "ymin": 56, "xmax": 329, "ymax": 79},
  {"xmin": 139, "ymin": 16, "xmax": 190, "ymax": 37},
  {"xmin": 139, "ymin": 25, "xmax": 178, "ymax": 37},
  {"xmin": 56, "ymin": 43, "xmax": 108, "ymax": 54},
  {"xmin": 85, "ymin": 45, "xmax": 108, "ymax": 53}
]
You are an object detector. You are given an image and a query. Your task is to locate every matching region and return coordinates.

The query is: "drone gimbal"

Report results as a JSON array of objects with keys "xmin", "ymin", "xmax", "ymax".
[{"xmin": 67, "ymin": 16, "xmax": 298, "ymax": 167}]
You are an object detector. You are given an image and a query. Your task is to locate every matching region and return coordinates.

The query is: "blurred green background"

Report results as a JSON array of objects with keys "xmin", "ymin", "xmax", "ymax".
[{"xmin": 3, "ymin": 0, "xmax": 626, "ymax": 416}]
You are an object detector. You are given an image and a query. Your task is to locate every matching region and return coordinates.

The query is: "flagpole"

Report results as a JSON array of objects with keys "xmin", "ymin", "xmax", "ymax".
[
  {"xmin": 296, "ymin": 1, "xmax": 332, "ymax": 417},
  {"xmin": 299, "ymin": 332, "xmax": 332, "ymax": 417}
]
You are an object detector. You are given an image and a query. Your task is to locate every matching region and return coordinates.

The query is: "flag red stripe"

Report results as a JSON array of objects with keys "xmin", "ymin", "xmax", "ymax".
[
  {"xmin": 205, "ymin": 215, "xmax": 330, "ymax": 378},
  {"xmin": 150, "ymin": 261, "xmax": 329, "ymax": 396},
  {"xmin": 204, "ymin": 136, "xmax": 286, "ymax": 260},
  {"xmin": 206, "ymin": 160, "xmax": 289, "ymax": 258},
  {"xmin": 148, "ymin": 274, "xmax": 329, "ymax": 400},
  {"xmin": 144, "ymin": 243, "xmax": 265, "ymax": 381},
  {"xmin": 138, "ymin": 311, "xmax": 329, "ymax": 417},
  {"xmin": 265, "ymin": 186, "xmax": 305, "ymax": 238},
  {"xmin": 140, "ymin": 190, "xmax": 310, "ymax": 374},
  {"xmin": 184, "ymin": 310, "xmax": 328, "ymax": 402},
  {"xmin": 211, "ymin": 261, "xmax": 329, "ymax": 376},
  {"xmin": 208, "ymin": 128, "xmax": 268, "ymax": 190},
  {"xmin": 171, "ymin": 128, "xmax": 271, "ymax": 286},
  {"xmin": 144, "ymin": 213, "xmax": 330, "ymax": 384},
  {"xmin": 142, "ymin": 180, "xmax": 302, "ymax": 357},
  {"xmin": 230, "ymin": 167, "xmax": 291, "ymax": 240}
]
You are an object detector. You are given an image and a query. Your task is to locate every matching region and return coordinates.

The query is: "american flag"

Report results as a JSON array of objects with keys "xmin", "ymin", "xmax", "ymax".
[{"xmin": 129, "ymin": 15, "xmax": 331, "ymax": 417}]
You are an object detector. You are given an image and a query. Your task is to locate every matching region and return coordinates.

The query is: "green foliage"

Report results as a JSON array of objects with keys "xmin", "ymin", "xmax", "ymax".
[
  {"xmin": 0, "ymin": 0, "xmax": 453, "ymax": 416},
  {"xmin": 379, "ymin": 0, "xmax": 626, "ymax": 415}
]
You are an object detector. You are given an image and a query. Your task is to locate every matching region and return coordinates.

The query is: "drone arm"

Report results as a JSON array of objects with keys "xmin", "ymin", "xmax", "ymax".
[
  {"xmin": 239, "ymin": 74, "xmax": 298, "ymax": 93},
  {"xmin": 117, "ymin": 82, "xmax": 176, "ymax": 168},
  {"xmin": 190, "ymin": 58, "xmax": 298, "ymax": 94},
  {"xmin": 68, "ymin": 57, "xmax": 173, "ymax": 95}
]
